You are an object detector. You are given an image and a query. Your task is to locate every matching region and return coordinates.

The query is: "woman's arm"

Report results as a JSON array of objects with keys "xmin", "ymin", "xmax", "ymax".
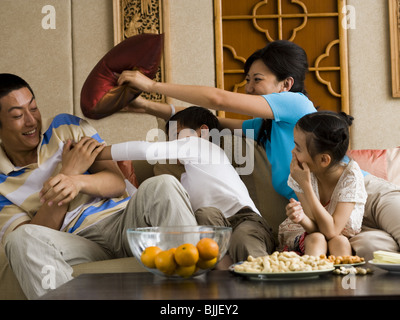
[
  {"xmin": 117, "ymin": 70, "xmax": 274, "ymax": 119},
  {"xmin": 125, "ymin": 96, "xmax": 185, "ymax": 121}
]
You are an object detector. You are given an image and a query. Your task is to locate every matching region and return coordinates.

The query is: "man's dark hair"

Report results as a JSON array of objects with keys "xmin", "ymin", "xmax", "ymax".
[
  {"xmin": 0, "ymin": 73, "xmax": 35, "ymax": 109},
  {"xmin": 166, "ymin": 106, "xmax": 221, "ymax": 134}
]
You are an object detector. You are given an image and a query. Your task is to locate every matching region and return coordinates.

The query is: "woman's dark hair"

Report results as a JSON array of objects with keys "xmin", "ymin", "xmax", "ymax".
[
  {"xmin": 296, "ymin": 111, "xmax": 354, "ymax": 167},
  {"xmin": 244, "ymin": 40, "xmax": 309, "ymax": 147},
  {"xmin": 165, "ymin": 106, "xmax": 221, "ymax": 136}
]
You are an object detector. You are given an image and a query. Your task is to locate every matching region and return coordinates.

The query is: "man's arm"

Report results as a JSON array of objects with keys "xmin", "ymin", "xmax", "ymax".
[{"xmin": 39, "ymin": 138, "xmax": 126, "ymax": 209}]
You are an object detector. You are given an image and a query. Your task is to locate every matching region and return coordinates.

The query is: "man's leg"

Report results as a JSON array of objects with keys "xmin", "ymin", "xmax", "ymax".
[
  {"xmin": 5, "ymin": 224, "xmax": 111, "ymax": 299},
  {"xmin": 88, "ymin": 175, "xmax": 197, "ymax": 258}
]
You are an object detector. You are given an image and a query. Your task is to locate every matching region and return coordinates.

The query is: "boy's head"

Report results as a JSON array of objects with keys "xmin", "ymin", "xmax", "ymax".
[{"xmin": 166, "ymin": 106, "xmax": 221, "ymax": 140}]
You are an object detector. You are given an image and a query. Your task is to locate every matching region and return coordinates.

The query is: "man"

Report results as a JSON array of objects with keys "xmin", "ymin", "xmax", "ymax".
[{"xmin": 0, "ymin": 73, "xmax": 196, "ymax": 299}]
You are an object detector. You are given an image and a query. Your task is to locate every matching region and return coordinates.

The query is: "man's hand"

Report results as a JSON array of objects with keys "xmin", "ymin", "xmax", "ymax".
[
  {"xmin": 39, "ymin": 174, "xmax": 82, "ymax": 207},
  {"xmin": 60, "ymin": 137, "xmax": 105, "ymax": 176}
]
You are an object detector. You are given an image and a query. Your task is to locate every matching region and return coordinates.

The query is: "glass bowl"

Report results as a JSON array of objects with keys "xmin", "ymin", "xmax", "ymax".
[{"xmin": 127, "ymin": 225, "xmax": 232, "ymax": 278}]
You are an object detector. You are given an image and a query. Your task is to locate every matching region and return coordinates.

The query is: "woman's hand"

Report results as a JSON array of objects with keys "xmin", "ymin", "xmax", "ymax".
[
  {"xmin": 121, "ymin": 95, "xmax": 148, "ymax": 114},
  {"xmin": 60, "ymin": 137, "xmax": 105, "ymax": 176},
  {"xmin": 286, "ymin": 198, "xmax": 305, "ymax": 223},
  {"xmin": 117, "ymin": 70, "xmax": 155, "ymax": 92}
]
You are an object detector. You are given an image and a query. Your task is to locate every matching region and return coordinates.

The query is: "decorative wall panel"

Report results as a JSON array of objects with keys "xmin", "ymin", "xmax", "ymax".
[{"xmin": 215, "ymin": 0, "xmax": 349, "ymax": 119}]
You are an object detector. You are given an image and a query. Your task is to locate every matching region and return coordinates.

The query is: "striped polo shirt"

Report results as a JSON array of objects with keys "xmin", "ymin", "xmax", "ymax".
[{"xmin": 0, "ymin": 113, "xmax": 130, "ymax": 244}]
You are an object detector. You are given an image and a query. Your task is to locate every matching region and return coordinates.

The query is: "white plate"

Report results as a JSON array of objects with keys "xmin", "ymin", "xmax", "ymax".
[
  {"xmin": 334, "ymin": 261, "xmax": 365, "ymax": 268},
  {"xmin": 231, "ymin": 263, "xmax": 334, "ymax": 280},
  {"xmin": 368, "ymin": 260, "xmax": 400, "ymax": 273}
]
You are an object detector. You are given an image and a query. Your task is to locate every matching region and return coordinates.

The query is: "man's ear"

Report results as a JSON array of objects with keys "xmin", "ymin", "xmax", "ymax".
[{"xmin": 280, "ymin": 77, "xmax": 294, "ymax": 92}]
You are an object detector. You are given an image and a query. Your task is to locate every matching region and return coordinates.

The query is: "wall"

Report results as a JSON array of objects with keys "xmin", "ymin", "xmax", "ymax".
[
  {"xmin": 0, "ymin": 0, "xmax": 215, "ymax": 144},
  {"xmin": 0, "ymin": 0, "xmax": 399, "ymax": 149},
  {"xmin": 348, "ymin": 0, "xmax": 400, "ymax": 149}
]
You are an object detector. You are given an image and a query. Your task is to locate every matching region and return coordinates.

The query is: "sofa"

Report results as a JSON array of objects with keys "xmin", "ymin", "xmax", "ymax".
[{"xmin": 1, "ymin": 136, "xmax": 399, "ymax": 300}]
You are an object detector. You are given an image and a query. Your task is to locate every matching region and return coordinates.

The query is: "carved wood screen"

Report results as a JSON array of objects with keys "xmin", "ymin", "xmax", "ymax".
[
  {"xmin": 113, "ymin": 0, "xmax": 170, "ymax": 103},
  {"xmin": 214, "ymin": 0, "xmax": 349, "ymax": 119}
]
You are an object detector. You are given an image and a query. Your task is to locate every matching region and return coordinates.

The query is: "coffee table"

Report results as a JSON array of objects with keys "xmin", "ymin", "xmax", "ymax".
[{"xmin": 41, "ymin": 267, "xmax": 400, "ymax": 300}]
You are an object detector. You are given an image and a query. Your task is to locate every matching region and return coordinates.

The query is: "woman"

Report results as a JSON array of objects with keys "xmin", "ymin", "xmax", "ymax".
[
  {"xmin": 118, "ymin": 41, "xmax": 400, "ymax": 261},
  {"xmin": 118, "ymin": 40, "xmax": 317, "ymax": 201}
]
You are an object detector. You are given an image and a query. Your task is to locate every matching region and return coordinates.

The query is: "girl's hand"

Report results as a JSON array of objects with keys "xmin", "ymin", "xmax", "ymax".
[
  {"xmin": 286, "ymin": 198, "xmax": 305, "ymax": 223},
  {"xmin": 290, "ymin": 152, "xmax": 311, "ymax": 188},
  {"xmin": 117, "ymin": 70, "xmax": 155, "ymax": 92}
]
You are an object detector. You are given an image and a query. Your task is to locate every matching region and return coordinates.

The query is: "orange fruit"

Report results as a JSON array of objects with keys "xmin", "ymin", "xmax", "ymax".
[
  {"xmin": 197, "ymin": 257, "xmax": 218, "ymax": 269},
  {"xmin": 176, "ymin": 264, "xmax": 197, "ymax": 278},
  {"xmin": 141, "ymin": 246, "xmax": 162, "ymax": 269},
  {"xmin": 174, "ymin": 243, "xmax": 199, "ymax": 267},
  {"xmin": 154, "ymin": 250, "xmax": 176, "ymax": 275},
  {"xmin": 196, "ymin": 238, "xmax": 219, "ymax": 260}
]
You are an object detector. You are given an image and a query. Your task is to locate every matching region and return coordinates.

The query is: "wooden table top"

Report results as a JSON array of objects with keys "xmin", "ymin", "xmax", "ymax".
[{"xmin": 40, "ymin": 267, "xmax": 400, "ymax": 301}]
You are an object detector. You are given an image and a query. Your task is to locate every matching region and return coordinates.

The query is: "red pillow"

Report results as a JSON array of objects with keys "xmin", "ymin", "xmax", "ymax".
[{"xmin": 81, "ymin": 33, "xmax": 164, "ymax": 119}]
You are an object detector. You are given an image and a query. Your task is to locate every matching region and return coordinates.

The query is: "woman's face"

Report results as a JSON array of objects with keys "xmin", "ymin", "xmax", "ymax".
[{"xmin": 245, "ymin": 59, "xmax": 285, "ymax": 95}]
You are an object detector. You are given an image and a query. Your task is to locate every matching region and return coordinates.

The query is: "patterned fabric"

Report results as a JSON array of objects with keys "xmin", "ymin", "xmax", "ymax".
[
  {"xmin": 278, "ymin": 159, "xmax": 368, "ymax": 251},
  {"xmin": 0, "ymin": 113, "xmax": 130, "ymax": 244}
]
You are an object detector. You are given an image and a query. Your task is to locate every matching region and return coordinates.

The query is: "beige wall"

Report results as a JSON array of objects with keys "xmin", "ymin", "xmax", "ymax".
[
  {"xmin": 348, "ymin": 0, "xmax": 400, "ymax": 149},
  {"xmin": 1, "ymin": 0, "xmax": 398, "ymax": 149},
  {"xmin": 0, "ymin": 0, "xmax": 215, "ymax": 144}
]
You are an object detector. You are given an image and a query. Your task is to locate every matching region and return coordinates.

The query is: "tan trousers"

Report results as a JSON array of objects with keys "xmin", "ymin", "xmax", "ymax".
[
  {"xmin": 350, "ymin": 175, "xmax": 400, "ymax": 260},
  {"xmin": 195, "ymin": 207, "xmax": 276, "ymax": 262},
  {"xmin": 4, "ymin": 175, "xmax": 196, "ymax": 300}
]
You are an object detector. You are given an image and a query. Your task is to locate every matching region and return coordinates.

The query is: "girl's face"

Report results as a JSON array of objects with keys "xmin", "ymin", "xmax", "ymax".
[
  {"xmin": 292, "ymin": 126, "xmax": 317, "ymax": 171},
  {"xmin": 245, "ymin": 59, "xmax": 286, "ymax": 95}
]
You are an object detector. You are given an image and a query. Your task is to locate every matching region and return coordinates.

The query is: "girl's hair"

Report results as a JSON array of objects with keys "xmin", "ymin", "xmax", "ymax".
[
  {"xmin": 296, "ymin": 111, "xmax": 354, "ymax": 166},
  {"xmin": 244, "ymin": 40, "xmax": 309, "ymax": 148}
]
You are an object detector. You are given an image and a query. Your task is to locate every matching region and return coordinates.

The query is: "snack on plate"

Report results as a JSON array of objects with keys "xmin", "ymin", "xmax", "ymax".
[
  {"xmin": 333, "ymin": 266, "xmax": 373, "ymax": 275},
  {"xmin": 234, "ymin": 251, "xmax": 333, "ymax": 273},
  {"xmin": 373, "ymin": 250, "xmax": 400, "ymax": 264},
  {"xmin": 321, "ymin": 254, "xmax": 365, "ymax": 265}
]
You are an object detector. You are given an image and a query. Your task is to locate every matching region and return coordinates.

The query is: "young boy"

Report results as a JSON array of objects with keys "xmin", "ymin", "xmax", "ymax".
[{"xmin": 97, "ymin": 106, "xmax": 275, "ymax": 263}]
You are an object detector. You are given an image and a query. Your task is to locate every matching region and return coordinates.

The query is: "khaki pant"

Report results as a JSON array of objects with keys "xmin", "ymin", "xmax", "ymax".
[
  {"xmin": 350, "ymin": 175, "xmax": 400, "ymax": 260},
  {"xmin": 195, "ymin": 207, "xmax": 276, "ymax": 262},
  {"xmin": 4, "ymin": 175, "xmax": 196, "ymax": 300}
]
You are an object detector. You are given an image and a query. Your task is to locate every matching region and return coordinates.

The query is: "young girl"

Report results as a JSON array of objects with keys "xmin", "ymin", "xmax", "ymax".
[{"xmin": 278, "ymin": 111, "xmax": 367, "ymax": 257}]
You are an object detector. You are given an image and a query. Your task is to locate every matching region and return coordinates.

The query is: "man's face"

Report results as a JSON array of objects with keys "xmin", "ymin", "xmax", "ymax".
[{"xmin": 0, "ymin": 87, "xmax": 42, "ymax": 155}]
